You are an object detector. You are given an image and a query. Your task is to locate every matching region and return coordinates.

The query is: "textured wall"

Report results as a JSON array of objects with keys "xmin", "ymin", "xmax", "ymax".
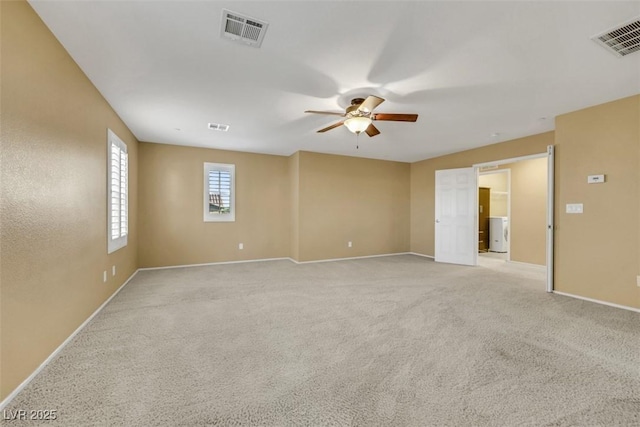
[
  {"xmin": 504, "ymin": 158, "xmax": 547, "ymax": 266},
  {"xmin": 137, "ymin": 143, "xmax": 291, "ymax": 267},
  {"xmin": 288, "ymin": 153, "xmax": 300, "ymax": 261},
  {"xmin": 555, "ymin": 95, "xmax": 640, "ymax": 308},
  {"xmin": 1, "ymin": 1, "xmax": 139, "ymax": 399},
  {"xmin": 296, "ymin": 152, "xmax": 410, "ymax": 262},
  {"xmin": 138, "ymin": 147, "xmax": 410, "ymax": 265},
  {"xmin": 478, "ymin": 172, "xmax": 508, "ymax": 217}
]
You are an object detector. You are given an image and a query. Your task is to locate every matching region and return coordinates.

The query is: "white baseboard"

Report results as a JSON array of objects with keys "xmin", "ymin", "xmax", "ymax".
[
  {"xmin": 0, "ymin": 269, "xmax": 140, "ymax": 412},
  {"xmin": 553, "ymin": 291, "xmax": 640, "ymax": 313},
  {"xmin": 290, "ymin": 252, "xmax": 412, "ymax": 264},
  {"xmin": 409, "ymin": 252, "xmax": 435, "ymax": 259},
  {"xmin": 140, "ymin": 253, "xmax": 419, "ymax": 268},
  {"xmin": 138, "ymin": 257, "xmax": 292, "ymax": 271}
]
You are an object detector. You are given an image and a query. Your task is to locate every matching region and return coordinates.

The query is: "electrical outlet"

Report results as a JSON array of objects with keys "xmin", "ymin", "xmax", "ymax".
[
  {"xmin": 348, "ymin": 241, "xmax": 352, "ymax": 248},
  {"xmin": 112, "ymin": 266, "xmax": 116, "ymax": 276},
  {"xmin": 103, "ymin": 271, "xmax": 107, "ymax": 283},
  {"xmin": 239, "ymin": 243, "xmax": 243, "ymax": 250}
]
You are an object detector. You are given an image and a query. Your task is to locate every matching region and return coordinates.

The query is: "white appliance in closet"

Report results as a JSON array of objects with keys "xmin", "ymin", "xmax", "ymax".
[{"xmin": 489, "ymin": 216, "xmax": 508, "ymax": 253}]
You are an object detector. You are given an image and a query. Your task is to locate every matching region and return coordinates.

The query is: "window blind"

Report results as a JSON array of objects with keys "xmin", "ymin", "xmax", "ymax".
[
  {"xmin": 203, "ymin": 162, "xmax": 235, "ymax": 222},
  {"xmin": 208, "ymin": 170, "xmax": 231, "ymax": 213},
  {"xmin": 108, "ymin": 130, "xmax": 128, "ymax": 253}
]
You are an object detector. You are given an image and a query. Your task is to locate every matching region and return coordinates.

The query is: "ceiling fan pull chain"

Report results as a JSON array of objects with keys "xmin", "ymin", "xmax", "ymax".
[{"xmin": 356, "ymin": 132, "xmax": 360, "ymax": 149}]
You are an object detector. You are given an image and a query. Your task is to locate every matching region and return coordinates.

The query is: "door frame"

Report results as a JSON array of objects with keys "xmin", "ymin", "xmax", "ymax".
[{"xmin": 473, "ymin": 145, "xmax": 554, "ymax": 292}]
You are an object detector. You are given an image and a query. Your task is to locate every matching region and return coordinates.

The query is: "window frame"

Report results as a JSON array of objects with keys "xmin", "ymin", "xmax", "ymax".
[
  {"xmin": 203, "ymin": 162, "xmax": 235, "ymax": 222},
  {"xmin": 107, "ymin": 129, "xmax": 128, "ymax": 254}
]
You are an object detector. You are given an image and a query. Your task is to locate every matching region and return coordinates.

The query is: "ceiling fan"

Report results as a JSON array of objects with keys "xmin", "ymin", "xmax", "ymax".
[{"xmin": 305, "ymin": 95, "xmax": 418, "ymax": 137}]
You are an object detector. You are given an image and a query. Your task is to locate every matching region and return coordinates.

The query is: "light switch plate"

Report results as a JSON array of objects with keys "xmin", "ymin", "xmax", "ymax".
[
  {"xmin": 566, "ymin": 203, "xmax": 583, "ymax": 214},
  {"xmin": 587, "ymin": 174, "xmax": 605, "ymax": 184}
]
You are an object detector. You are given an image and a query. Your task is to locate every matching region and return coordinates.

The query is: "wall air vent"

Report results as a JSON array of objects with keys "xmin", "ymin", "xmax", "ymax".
[
  {"xmin": 220, "ymin": 9, "xmax": 269, "ymax": 48},
  {"xmin": 591, "ymin": 17, "xmax": 640, "ymax": 57},
  {"xmin": 208, "ymin": 123, "xmax": 229, "ymax": 132},
  {"xmin": 479, "ymin": 165, "xmax": 498, "ymax": 172}
]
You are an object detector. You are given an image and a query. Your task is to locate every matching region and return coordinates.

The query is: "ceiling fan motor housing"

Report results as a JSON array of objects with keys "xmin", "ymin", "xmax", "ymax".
[{"xmin": 346, "ymin": 98, "xmax": 368, "ymax": 118}]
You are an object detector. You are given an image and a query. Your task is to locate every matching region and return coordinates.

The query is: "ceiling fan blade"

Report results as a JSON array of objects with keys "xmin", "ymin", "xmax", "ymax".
[
  {"xmin": 317, "ymin": 121, "xmax": 344, "ymax": 133},
  {"xmin": 357, "ymin": 95, "xmax": 385, "ymax": 113},
  {"xmin": 305, "ymin": 110, "xmax": 345, "ymax": 116},
  {"xmin": 365, "ymin": 124, "xmax": 380, "ymax": 137},
  {"xmin": 372, "ymin": 113, "xmax": 418, "ymax": 122}
]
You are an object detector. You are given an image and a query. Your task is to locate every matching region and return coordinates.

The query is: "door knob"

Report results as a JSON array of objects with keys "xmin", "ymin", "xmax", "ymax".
[{"xmin": 436, "ymin": 219, "xmax": 440, "ymax": 223}]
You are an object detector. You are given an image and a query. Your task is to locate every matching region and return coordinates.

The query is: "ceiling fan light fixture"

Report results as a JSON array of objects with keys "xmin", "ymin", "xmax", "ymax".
[
  {"xmin": 305, "ymin": 95, "xmax": 417, "ymax": 137},
  {"xmin": 344, "ymin": 116, "xmax": 372, "ymax": 134}
]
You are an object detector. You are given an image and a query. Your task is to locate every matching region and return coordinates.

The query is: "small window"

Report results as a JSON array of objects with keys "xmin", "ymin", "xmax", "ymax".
[
  {"xmin": 204, "ymin": 162, "xmax": 235, "ymax": 222},
  {"xmin": 107, "ymin": 129, "xmax": 128, "ymax": 253}
]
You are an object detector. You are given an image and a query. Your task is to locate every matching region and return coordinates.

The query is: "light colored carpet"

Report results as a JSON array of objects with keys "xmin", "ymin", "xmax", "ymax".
[
  {"xmin": 3, "ymin": 255, "xmax": 640, "ymax": 426},
  {"xmin": 478, "ymin": 251, "xmax": 509, "ymax": 261}
]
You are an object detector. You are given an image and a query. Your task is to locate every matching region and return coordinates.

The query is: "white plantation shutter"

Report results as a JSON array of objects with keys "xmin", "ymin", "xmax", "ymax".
[
  {"xmin": 208, "ymin": 170, "xmax": 231, "ymax": 210},
  {"xmin": 108, "ymin": 130, "xmax": 128, "ymax": 253},
  {"xmin": 204, "ymin": 162, "xmax": 235, "ymax": 222}
]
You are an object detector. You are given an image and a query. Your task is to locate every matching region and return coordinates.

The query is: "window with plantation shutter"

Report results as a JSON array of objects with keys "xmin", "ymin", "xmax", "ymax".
[
  {"xmin": 204, "ymin": 162, "xmax": 235, "ymax": 222},
  {"xmin": 107, "ymin": 129, "xmax": 128, "ymax": 253}
]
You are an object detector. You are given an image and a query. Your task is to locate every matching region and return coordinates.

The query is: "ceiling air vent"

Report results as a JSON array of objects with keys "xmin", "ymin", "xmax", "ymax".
[
  {"xmin": 591, "ymin": 17, "xmax": 640, "ymax": 57},
  {"xmin": 208, "ymin": 123, "xmax": 229, "ymax": 132},
  {"xmin": 220, "ymin": 10, "xmax": 269, "ymax": 48}
]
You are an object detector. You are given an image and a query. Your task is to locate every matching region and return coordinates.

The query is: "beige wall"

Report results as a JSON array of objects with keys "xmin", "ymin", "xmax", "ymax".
[
  {"xmin": 289, "ymin": 153, "xmax": 300, "ymax": 261},
  {"xmin": 479, "ymin": 172, "xmax": 508, "ymax": 217},
  {"xmin": 503, "ymin": 158, "xmax": 547, "ymax": 266},
  {"xmin": 138, "ymin": 147, "xmax": 409, "ymax": 265},
  {"xmin": 555, "ymin": 95, "xmax": 640, "ymax": 308},
  {"xmin": 410, "ymin": 132, "xmax": 553, "ymax": 257},
  {"xmin": 138, "ymin": 143, "xmax": 290, "ymax": 267},
  {"xmin": 1, "ymin": 0, "xmax": 139, "ymax": 399},
  {"xmin": 296, "ymin": 152, "xmax": 410, "ymax": 261}
]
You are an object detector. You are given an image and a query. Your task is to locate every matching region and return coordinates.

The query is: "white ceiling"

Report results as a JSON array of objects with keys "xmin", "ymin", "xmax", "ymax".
[{"xmin": 29, "ymin": 1, "xmax": 640, "ymax": 162}]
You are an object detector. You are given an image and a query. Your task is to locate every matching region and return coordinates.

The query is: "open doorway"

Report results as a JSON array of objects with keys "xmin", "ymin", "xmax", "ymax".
[
  {"xmin": 474, "ymin": 150, "xmax": 553, "ymax": 291},
  {"xmin": 478, "ymin": 168, "xmax": 510, "ymax": 260},
  {"xmin": 435, "ymin": 146, "xmax": 554, "ymax": 291}
]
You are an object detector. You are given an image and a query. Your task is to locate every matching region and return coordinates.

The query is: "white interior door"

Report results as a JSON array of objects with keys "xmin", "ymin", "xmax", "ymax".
[{"xmin": 435, "ymin": 167, "xmax": 477, "ymax": 266}]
